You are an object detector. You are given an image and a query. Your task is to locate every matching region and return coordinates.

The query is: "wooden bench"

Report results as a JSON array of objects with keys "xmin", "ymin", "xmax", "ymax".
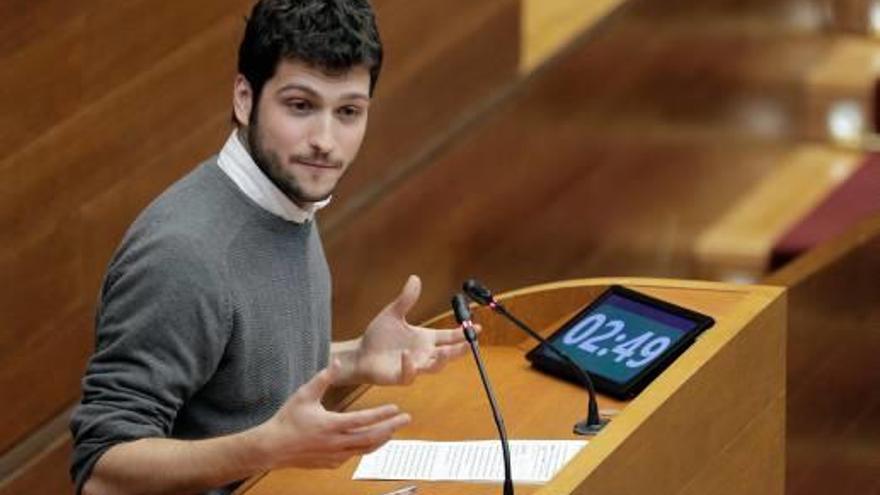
[
  {"xmin": 771, "ymin": 152, "xmax": 880, "ymax": 268},
  {"xmin": 694, "ymin": 145, "xmax": 863, "ymax": 281},
  {"xmin": 802, "ymin": 36, "xmax": 880, "ymax": 143}
]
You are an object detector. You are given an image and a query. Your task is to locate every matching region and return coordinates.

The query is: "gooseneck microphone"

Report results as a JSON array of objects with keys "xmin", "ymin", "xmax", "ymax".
[
  {"xmin": 452, "ymin": 294, "xmax": 514, "ymax": 495},
  {"xmin": 463, "ymin": 279, "xmax": 608, "ymax": 436}
]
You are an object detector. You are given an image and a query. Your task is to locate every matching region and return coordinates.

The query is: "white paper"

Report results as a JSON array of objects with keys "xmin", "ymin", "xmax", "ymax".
[{"xmin": 353, "ymin": 440, "xmax": 587, "ymax": 484}]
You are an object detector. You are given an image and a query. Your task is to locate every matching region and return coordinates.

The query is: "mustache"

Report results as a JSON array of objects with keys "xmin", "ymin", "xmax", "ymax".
[{"xmin": 290, "ymin": 154, "xmax": 344, "ymax": 168}]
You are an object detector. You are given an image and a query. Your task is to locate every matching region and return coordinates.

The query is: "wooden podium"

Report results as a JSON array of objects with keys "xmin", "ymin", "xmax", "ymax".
[{"xmin": 237, "ymin": 278, "xmax": 786, "ymax": 495}]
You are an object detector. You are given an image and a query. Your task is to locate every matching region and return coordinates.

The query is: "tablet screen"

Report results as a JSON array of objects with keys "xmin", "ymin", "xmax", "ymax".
[{"xmin": 527, "ymin": 286, "xmax": 714, "ymax": 398}]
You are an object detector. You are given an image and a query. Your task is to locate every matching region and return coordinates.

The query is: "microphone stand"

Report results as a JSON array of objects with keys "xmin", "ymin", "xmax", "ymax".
[
  {"xmin": 464, "ymin": 279, "xmax": 609, "ymax": 436},
  {"xmin": 452, "ymin": 294, "xmax": 514, "ymax": 495}
]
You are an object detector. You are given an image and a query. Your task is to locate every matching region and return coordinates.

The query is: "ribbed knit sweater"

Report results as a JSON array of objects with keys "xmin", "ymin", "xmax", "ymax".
[{"xmin": 70, "ymin": 159, "xmax": 332, "ymax": 494}]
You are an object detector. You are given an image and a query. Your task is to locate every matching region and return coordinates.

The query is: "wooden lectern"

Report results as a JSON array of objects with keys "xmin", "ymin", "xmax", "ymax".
[{"xmin": 237, "ymin": 278, "xmax": 786, "ymax": 495}]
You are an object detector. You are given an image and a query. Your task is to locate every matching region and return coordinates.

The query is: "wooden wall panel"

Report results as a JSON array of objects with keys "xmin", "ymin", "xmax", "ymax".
[
  {"xmin": 322, "ymin": 0, "xmax": 874, "ymax": 342},
  {"xmin": 324, "ymin": 137, "xmax": 783, "ymax": 340},
  {"xmin": 0, "ymin": 0, "xmax": 247, "ymax": 159},
  {"xmin": 324, "ymin": 0, "xmax": 520, "ymax": 228},
  {"xmin": 0, "ymin": 0, "xmax": 79, "ymax": 55},
  {"xmin": 0, "ymin": 303, "xmax": 92, "ymax": 455},
  {"xmin": 0, "ymin": 2, "xmax": 254, "ymax": 462},
  {"xmin": 828, "ymin": 0, "xmax": 876, "ymax": 34},
  {"xmin": 322, "ymin": 8, "xmax": 821, "ymax": 339},
  {"xmin": 0, "ymin": 435, "xmax": 73, "ymax": 495},
  {"xmin": 0, "ymin": 11, "xmax": 85, "ymax": 157},
  {"xmin": 82, "ymin": 0, "xmax": 244, "ymax": 101},
  {"xmin": 0, "ymin": 24, "xmax": 234, "ymax": 337},
  {"xmin": 765, "ymin": 213, "xmax": 880, "ymax": 495}
]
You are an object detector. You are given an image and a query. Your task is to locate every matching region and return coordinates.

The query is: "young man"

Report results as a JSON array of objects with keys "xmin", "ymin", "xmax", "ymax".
[{"xmin": 70, "ymin": 1, "xmax": 471, "ymax": 494}]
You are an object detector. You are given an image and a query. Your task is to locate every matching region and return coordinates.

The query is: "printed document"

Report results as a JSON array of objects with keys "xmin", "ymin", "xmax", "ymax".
[{"xmin": 353, "ymin": 439, "xmax": 587, "ymax": 484}]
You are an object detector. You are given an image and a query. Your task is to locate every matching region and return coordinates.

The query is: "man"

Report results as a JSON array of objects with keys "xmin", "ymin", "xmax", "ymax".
[{"xmin": 70, "ymin": 1, "xmax": 471, "ymax": 493}]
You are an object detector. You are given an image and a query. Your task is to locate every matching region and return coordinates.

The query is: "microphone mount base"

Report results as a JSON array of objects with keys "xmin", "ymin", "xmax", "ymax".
[{"xmin": 573, "ymin": 417, "xmax": 611, "ymax": 436}]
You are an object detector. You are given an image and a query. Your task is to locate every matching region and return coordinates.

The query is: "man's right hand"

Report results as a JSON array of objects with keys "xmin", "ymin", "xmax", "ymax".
[
  {"xmin": 82, "ymin": 360, "xmax": 407, "ymax": 495},
  {"xmin": 255, "ymin": 359, "xmax": 411, "ymax": 469}
]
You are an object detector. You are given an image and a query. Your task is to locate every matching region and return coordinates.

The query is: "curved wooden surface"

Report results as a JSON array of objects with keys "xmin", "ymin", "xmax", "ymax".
[{"xmin": 239, "ymin": 278, "xmax": 786, "ymax": 495}]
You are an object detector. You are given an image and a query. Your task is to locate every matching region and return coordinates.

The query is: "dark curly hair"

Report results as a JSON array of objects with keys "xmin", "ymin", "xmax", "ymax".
[{"xmin": 237, "ymin": 0, "xmax": 383, "ymax": 107}]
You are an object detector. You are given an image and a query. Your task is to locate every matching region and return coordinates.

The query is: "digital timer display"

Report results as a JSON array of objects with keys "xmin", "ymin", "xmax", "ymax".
[
  {"xmin": 554, "ymin": 294, "xmax": 695, "ymax": 383},
  {"xmin": 526, "ymin": 286, "xmax": 715, "ymax": 399}
]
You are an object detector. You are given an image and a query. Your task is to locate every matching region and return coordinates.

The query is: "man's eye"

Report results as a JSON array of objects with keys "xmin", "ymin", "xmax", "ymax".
[
  {"xmin": 286, "ymin": 100, "xmax": 312, "ymax": 112},
  {"xmin": 338, "ymin": 106, "xmax": 363, "ymax": 118}
]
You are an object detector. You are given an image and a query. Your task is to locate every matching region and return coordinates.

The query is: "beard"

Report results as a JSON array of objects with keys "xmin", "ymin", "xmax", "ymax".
[{"xmin": 244, "ymin": 108, "xmax": 343, "ymax": 205}]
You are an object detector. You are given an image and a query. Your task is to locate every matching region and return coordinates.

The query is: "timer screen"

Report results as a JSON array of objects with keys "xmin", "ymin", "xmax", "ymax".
[
  {"xmin": 549, "ymin": 294, "xmax": 696, "ymax": 383},
  {"xmin": 527, "ymin": 286, "xmax": 715, "ymax": 399}
]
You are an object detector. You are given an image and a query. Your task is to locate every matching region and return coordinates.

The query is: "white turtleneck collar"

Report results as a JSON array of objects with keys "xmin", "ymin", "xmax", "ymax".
[{"xmin": 216, "ymin": 130, "xmax": 331, "ymax": 224}]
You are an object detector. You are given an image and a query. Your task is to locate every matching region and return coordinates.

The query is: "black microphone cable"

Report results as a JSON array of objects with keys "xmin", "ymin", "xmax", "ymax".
[{"xmin": 463, "ymin": 279, "xmax": 609, "ymax": 436}]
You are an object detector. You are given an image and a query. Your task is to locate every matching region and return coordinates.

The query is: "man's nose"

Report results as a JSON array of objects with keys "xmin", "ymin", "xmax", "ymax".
[{"xmin": 308, "ymin": 113, "xmax": 335, "ymax": 155}]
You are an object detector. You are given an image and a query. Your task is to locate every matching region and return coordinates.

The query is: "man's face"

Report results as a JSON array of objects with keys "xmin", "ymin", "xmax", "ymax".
[{"xmin": 233, "ymin": 59, "xmax": 371, "ymax": 206}]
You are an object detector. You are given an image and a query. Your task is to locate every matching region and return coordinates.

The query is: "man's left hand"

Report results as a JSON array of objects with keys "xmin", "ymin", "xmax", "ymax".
[{"xmin": 346, "ymin": 275, "xmax": 474, "ymax": 386}]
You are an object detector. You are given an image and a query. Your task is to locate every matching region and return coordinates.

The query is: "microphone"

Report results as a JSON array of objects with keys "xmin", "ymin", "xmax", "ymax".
[
  {"xmin": 452, "ymin": 294, "xmax": 514, "ymax": 495},
  {"xmin": 463, "ymin": 279, "xmax": 609, "ymax": 436}
]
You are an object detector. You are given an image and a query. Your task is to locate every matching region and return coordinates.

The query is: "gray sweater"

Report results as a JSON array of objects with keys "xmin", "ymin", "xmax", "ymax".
[{"xmin": 70, "ymin": 159, "xmax": 332, "ymax": 494}]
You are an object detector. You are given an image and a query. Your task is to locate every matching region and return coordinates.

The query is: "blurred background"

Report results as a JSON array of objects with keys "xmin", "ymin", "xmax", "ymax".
[{"xmin": 2, "ymin": 0, "xmax": 879, "ymax": 493}]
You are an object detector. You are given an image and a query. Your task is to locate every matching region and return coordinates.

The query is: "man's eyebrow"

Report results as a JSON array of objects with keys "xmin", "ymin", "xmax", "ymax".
[
  {"xmin": 277, "ymin": 83, "xmax": 369, "ymax": 102},
  {"xmin": 341, "ymin": 92, "xmax": 370, "ymax": 102},
  {"xmin": 278, "ymin": 83, "xmax": 318, "ymax": 96}
]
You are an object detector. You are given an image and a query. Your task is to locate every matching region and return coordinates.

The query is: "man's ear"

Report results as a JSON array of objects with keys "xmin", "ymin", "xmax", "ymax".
[{"xmin": 233, "ymin": 75, "xmax": 254, "ymax": 127}]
